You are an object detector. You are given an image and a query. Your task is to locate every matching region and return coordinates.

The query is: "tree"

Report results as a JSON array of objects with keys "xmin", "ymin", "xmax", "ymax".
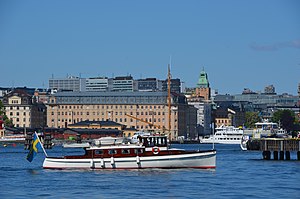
[
  {"xmin": 0, "ymin": 100, "xmax": 13, "ymax": 127},
  {"xmin": 272, "ymin": 109, "xmax": 296, "ymax": 133},
  {"xmin": 244, "ymin": 112, "xmax": 260, "ymax": 128}
]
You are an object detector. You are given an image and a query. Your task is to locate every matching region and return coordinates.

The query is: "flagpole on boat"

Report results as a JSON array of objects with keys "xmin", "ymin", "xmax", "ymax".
[
  {"xmin": 35, "ymin": 132, "xmax": 48, "ymax": 157},
  {"xmin": 212, "ymin": 122, "xmax": 215, "ymax": 150}
]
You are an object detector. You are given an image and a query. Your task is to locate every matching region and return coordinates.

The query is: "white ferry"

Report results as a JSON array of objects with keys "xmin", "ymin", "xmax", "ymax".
[{"xmin": 200, "ymin": 125, "xmax": 243, "ymax": 144}]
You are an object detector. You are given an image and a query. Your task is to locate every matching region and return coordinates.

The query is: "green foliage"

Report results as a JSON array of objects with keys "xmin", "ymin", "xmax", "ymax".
[
  {"xmin": 0, "ymin": 100, "xmax": 14, "ymax": 127},
  {"xmin": 271, "ymin": 109, "xmax": 296, "ymax": 133},
  {"xmin": 0, "ymin": 100, "xmax": 4, "ymax": 116},
  {"xmin": 244, "ymin": 112, "xmax": 260, "ymax": 128}
]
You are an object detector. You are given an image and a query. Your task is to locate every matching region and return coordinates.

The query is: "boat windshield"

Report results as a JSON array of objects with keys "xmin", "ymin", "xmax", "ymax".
[{"xmin": 139, "ymin": 136, "xmax": 168, "ymax": 147}]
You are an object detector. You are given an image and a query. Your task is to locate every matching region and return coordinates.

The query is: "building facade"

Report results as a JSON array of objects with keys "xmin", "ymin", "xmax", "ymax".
[
  {"xmin": 195, "ymin": 69, "xmax": 211, "ymax": 100},
  {"xmin": 46, "ymin": 91, "xmax": 197, "ymax": 140},
  {"xmin": 112, "ymin": 76, "xmax": 136, "ymax": 92},
  {"xmin": 2, "ymin": 89, "xmax": 47, "ymax": 128},
  {"xmin": 162, "ymin": 78, "xmax": 181, "ymax": 94},
  {"xmin": 86, "ymin": 77, "xmax": 109, "ymax": 92},
  {"xmin": 187, "ymin": 97, "xmax": 212, "ymax": 136},
  {"xmin": 137, "ymin": 78, "xmax": 160, "ymax": 91},
  {"xmin": 49, "ymin": 76, "xmax": 86, "ymax": 92}
]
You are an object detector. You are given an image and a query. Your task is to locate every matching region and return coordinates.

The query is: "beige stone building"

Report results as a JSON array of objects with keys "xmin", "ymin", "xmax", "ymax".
[
  {"xmin": 47, "ymin": 91, "xmax": 197, "ymax": 140},
  {"xmin": 2, "ymin": 89, "xmax": 46, "ymax": 128}
]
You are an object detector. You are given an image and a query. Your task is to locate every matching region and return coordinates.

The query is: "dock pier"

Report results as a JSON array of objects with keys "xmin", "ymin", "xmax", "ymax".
[{"xmin": 247, "ymin": 138, "xmax": 300, "ymax": 160}]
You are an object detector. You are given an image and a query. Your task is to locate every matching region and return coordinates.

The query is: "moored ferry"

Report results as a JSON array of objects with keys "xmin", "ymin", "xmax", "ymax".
[
  {"xmin": 200, "ymin": 125, "xmax": 243, "ymax": 144},
  {"xmin": 43, "ymin": 135, "xmax": 216, "ymax": 170}
]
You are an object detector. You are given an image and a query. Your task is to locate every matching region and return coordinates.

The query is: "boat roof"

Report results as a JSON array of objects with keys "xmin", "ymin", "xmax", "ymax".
[
  {"xmin": 88, "ymin": 144, "xmax": 144, "ymax": 150},
  {"xmin": 255, "ymin": 122, "xmax": 278, "ymax": 125}
]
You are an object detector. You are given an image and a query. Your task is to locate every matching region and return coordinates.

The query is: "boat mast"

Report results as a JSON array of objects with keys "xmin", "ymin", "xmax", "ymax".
[{"xmin": 167, "ymin": 62, "xmax": 171, "ymax": 139}]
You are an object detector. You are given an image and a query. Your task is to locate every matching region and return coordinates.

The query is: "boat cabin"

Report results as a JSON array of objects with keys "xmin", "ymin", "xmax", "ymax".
[
  {"xmin": 67, "ymin": 136, "xmax": 169, "ymax": 159},
  {"xmin": 255, "ymin": 122, "xmax": 278, "ymax": 130}
]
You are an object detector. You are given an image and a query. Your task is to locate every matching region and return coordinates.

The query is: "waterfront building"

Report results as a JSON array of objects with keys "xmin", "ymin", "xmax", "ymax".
[
  {"xmin": 68, "ymin": 120, "xmax": 124, "ymax": 130},
  {"xmin": 185, "ymin": 69, "xmax": 213, "ymax": 136},
  {"xmin": 112, "ymin": 76, "xmax": 136, "ymax": 92},
  {"xmin": 2, "ymin": 89, "xmax": 47, "ymax": 128},
  {"xmin": 214, "ymin": 88, "xmax": 299, "ymax": 122},
  {"xmin": 187, "ymin": 97, "xmax": 212, "ymax": 136},
  {"xmin": 66, "ymin": 120, "xmax": 136, "ymax": 138},
  {"xmin": 46, "ymin": 91, "xmax": 197, "ymax": 140},
  {"xmin": 233, "ymin": 92, "xmax": 299, "ymax": 107},
  {"xmin": 49, "ymin": 76, "xmax": 86, "ymax": 92},
  {"xmin": 195, "ymin": 69, "xmax": 211, "ymax": 100},
  {"xmin": 162, "ymin": 78, "xmax": 181, "ymax": 94},
  {"xmin": 137, "ymin": 78, "xmax": 160, "ymax": 91},
  {"xmin": 264, "ymin": 85, "xmax": 276, "ymax": 94},
  {"xmin": 86, "ymin": 77, "xmax": 109, "ymax": 92}
]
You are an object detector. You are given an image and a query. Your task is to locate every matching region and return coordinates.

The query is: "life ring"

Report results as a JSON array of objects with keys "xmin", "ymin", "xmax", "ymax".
[{"xmin": 152, "ymin": 146, "xmax": 160, "ymax": 155}]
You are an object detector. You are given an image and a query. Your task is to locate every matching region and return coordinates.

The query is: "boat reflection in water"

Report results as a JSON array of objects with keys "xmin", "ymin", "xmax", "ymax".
[{"xmin": 43, "ymin": 135, "xmax": 216, "ymax": 170}]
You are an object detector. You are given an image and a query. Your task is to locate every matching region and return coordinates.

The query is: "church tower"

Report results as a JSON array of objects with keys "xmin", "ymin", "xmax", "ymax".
[{"xmin": 195, "ymin": 68, "xmax": 211, "ymax": 100}]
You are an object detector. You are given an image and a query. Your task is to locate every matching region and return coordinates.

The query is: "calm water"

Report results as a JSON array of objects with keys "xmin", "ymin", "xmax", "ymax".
[{"xmin": 0, "ymin": 143, "xmax": 299, "ymax": 199}]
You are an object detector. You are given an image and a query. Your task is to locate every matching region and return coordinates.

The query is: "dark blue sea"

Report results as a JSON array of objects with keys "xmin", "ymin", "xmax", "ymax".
[{"xmin": 0, "ymin": 143, "xmax": 299, "ymax": 199}]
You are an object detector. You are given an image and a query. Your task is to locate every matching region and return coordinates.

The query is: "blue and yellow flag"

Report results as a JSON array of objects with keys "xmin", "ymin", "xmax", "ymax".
[{"xmin": 26, "ymin": 133, "xmax": 42, "ymax": 162}]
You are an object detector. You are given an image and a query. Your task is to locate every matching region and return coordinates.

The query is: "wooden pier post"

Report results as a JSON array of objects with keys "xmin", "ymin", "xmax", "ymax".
[
  {"xmin": 273, "ymin": 151, "xmax": 278, "ymax": 160},
  {"xmin": 248, "ymin": 138, "xmax": 300, "ymax": 160}
]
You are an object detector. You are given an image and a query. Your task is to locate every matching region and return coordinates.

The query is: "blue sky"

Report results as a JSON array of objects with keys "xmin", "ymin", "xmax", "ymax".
[{"xmin": 0, "ymin": 0, "xmax": 299, "ymax": 95}]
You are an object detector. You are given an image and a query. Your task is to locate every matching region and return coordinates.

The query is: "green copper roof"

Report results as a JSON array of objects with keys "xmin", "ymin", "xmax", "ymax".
[{"xmin": 197, "ymin": 69, "xmax": 209, "ymax": 88}]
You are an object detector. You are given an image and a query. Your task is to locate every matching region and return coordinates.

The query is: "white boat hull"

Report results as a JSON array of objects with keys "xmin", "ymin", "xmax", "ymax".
[
  {"xmin": 43, "ymin": 150, "xmax": 216, "ymax": 170},
  {"xmin": 200, "ymin": 139, "xmax": 241, "ymax": 144}
]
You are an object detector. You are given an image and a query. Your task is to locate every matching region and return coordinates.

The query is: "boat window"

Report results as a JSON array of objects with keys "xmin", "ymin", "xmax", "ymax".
[
  {"xmin": 108, "ymin": 149, "xmax": 117, "ymax": 155},
  {"xmin": 95, "ymin": 150, "xmax": 103, "ymax": 155},
  {"xmin": 122, "ymin": 149, "xmax": 130, "ymax": 154},
  {"xmin": 134, "ymin": 149, "xmax": 144, "ymax": 154}
]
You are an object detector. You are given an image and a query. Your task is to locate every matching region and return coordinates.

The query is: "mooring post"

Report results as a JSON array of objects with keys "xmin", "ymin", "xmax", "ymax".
[
  {"xmin": 298, "ymin": 141, "xmax": 300, "ymax": 161},
  {"xmin": 274, "ymin": 151, "xmax": 278, "ymax": 160}
]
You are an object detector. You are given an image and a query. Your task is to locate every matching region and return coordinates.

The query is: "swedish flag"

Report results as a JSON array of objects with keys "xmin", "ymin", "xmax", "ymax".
[{"xmin": 26, "ymin": 133, "xmax": 42, "ymax": 162}]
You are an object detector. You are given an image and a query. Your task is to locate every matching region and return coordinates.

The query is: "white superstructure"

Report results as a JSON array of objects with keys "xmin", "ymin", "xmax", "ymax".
[{"xmin": 200, "ymin": 125, "xmax": 243, "ymax": 144}]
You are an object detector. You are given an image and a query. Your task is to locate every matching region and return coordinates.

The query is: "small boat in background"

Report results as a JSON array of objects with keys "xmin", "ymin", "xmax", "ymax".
[{"xmin": 0, "ymin": 135, "xmax": 25, "ymax": 143}]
